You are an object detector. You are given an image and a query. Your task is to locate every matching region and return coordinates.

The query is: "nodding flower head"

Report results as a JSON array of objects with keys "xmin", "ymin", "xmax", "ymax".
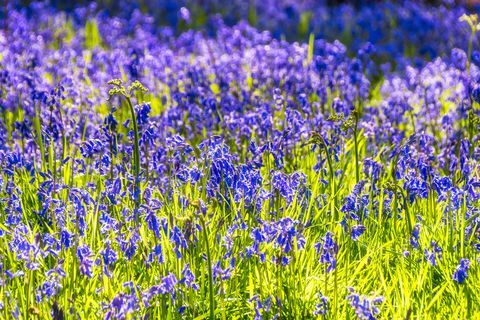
[
  {"xmin": 313, "ymin": 293, "xmax": 329, "ymax": 316},
  {"xmin": 315, "ymin": 231, "xmax": 338, "ymax": 273},
  {"xmin": 460, "ymin": 14, "xmax": 480, "ymax": 33},
  {"xmin": 129, "ymin": 81, "xmax": 148, "ymax": 96},
  {"xmin": 471, "ymin": 83, "xmax": 480, "ymax": 104},
  {"xmin": 351, "ymin": 225, "xmax": 367, "ymax": 241},
  {"xmin": 108, "ymin": 79, "xmax": 123, "ymax": 87},
  {"xmin": 453, "ymin": 259, "xmax": 470, "ymax": 284},
  {"xmin": 347, "ymin": 288, "xmax": 384, "ymax": 320},
  {"xmin": 107, "ymin": 79, "xmax": 148, "ymax": 100}
]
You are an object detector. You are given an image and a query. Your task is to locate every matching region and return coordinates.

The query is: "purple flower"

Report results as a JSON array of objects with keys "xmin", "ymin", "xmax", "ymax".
[
  {"xmin": 410, "ymin": 224, "xmax": 421, "ymax": 249},
  {"xmin": 107, "ymin": 178, "xmax": 123, "ymax": 205},
  {"xmin": 424, "ymin": 241, "xmax": 442, "ymax": 266},
  {"xmin": 170, "ymin": 226, "xmax": 188, "ymax": 258},
  {"xmin": 36, "ymin": 278, "xmax": 62, "ymax": 302},
  {"xmin": 272, "ymin": 171, "xmax": 307, "ymax": 204},
  {"xmin": 315, "ymin": 232, "xmax": 338, "ymax": 273},
  {"xmin": 180, "ymin": 264, "xmax": 199, "ymax": 290},
  {"xmin": 351, "ymin": 225, "xmax": 366, "ymax": 241},
  {"xmin": 144, "ymin": 207, "xmax": 161, "ymax": 238},
  {"xmin": 213, "ymin": 261, "xmax": 233, "ymax": 282},
  {"xmin": 313, "ymin": 293, "xmax": 329, "ymax": 316},
  {"xmin": 118, "ymin": 231, "xmax": 140, "ymax": 260},
  {"xmin": 147, "ymin": 245, "xmax": 164, "ymax": 265},
  {"xmin": 104, "ymin": 290, "xmax": 140, "ymax": 320},
  {"xmin": 347, "ymin": 288, "xmax": 384, "ymax": 320},
  {"xmin": 101, "ymin": 243, "xmax": 117, "ymax": 266},
  {"xmin": 77, "ymin": 245, "xmax": 93, "ymax": 278},
  {"xmin": 453, "ymin": 259, "xmax": 470, "ymax": 284},
  {"xmin": 179, "ymin": 7, "xmax": 191, "ymax": 24},
  {"xmin": 135, "ymin": 103, "xmax": 151, "ymax": 126},
  {"xmin": 146, "ymin": 273, "xmax": 177, "ymax": 298},
  {"xmin": 275, "ymin": 218, "xmax": 305, "ymax": 253},
  {"xmin": 451, "ymin": 48, "xmax": 467, "ymax": 70},
  {"xmin": 471, "ymin": 83, "xmax": 480, "ymax": 104},
  {"xmin": 248, "ymin": 295, "xmax": 276, "ymax": 320},
  {"xmin": 100, "ymin": 242, "xmax": 118, "ymax": 276}
]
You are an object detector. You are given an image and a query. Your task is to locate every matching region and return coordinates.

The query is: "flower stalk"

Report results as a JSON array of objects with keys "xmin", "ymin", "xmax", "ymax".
[{"xmin": 107, "ymin": 79, "xmax": 148, "ymax": 209}]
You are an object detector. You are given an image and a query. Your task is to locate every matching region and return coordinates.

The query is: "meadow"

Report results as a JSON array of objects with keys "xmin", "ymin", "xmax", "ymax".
[{"xmin": 0, "ymin": 1, "xmax": 480, "ymax": 319}]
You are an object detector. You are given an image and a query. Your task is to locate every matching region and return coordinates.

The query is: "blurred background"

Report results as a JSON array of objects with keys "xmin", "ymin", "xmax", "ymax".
[
  {"xmin": 3, "ymin": 0, "xmax": 479, "ymax": 26},
  {"xmin": 3, "ymin": 0, "xmax": 479, "ymax": 33},
  {"xmin": 2, "ymin": 0, "xmax": 479, "ymax": 64}
]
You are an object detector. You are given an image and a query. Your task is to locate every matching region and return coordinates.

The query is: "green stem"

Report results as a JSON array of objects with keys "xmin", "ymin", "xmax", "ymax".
[
  {"xmin": 353, "ymin": 118, "xmax": 360, "ymax": 184},
  {"xmin": 334, "ymin": 265, "xmax": 338, "ymax": 318},
  {"xmin": 467, "ymin": 32, "xmax": 474, "ymax": 75},
  {"xmin": 109, "ymin": 137, "xmax": 115, "ymax": 181},
  {"xmin": 144, "ymin": 143, "xmax": 150, "ymax": 182},
  {"xmin": 319, "ymin": 137, "xmax": 336, "ymax": 222},
  {"xmin": 125, "ymin": 96, "xmax": 141, "ymax": 208},
  {"xmin": 200, "ymin": 217, "xmax": 215, "ymax": 320},
  {"xmin": 400, "ymin": 188, "xmax": 413, "ymax": 236}
]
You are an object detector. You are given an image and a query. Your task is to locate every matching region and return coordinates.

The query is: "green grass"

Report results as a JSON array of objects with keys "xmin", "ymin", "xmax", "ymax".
[{"xmin": 1, "ymin": 106, "xmax": 478, "ymax": 318}]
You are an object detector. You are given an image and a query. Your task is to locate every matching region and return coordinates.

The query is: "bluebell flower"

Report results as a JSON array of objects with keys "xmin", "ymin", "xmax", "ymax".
[
  {"xmin": 175, "ymin": 305, "xmax": 186, "ymax": 315},
  {"xmin": 313, "ymin": 293, "xmax": 329, "ymax": 316},
  {"xmin": 104, "ymin": 290, "xmax": 140, "ymax": 320},
  {"xmin": 274, "ymin": 218, "xmax": 306, "ymax": 253},
  {"xmin": 363, "ymin": 158, "xmax": 383, "ymax": 183},
  {"xmin": 180, "ymin": 264, "xmax": 199, "ymax": 290},
  {"xmin": 147, "ymin": 245, "xmax": 164, "ymax": 265},
  {"xmin": 179, "ymin": 7, "xmax": 191, "ymax": 24},
  {"xmin": 471, "ymin": 83, "xmax": 480, "ymax": 104},
  {"xmin": 140, "ymin": 125, "xmax": 156, "ymax": 146},
  {"xmin": 271, "ymin": 171, "xmax": 307, "ymax": 204},
  {"xmin": 213, "ymin": 261, "xmax": 233, "ymax": 282},
  {"xmin": 77, "ymin": 245, "xmax": 93, "ymax": 278},
  {"xmin": 248, "ymin": 295, "xmax": 276, "ymax": 320},
  {"xmin": 42, "ymin": 233, "xmax": 62, "ymax": 258},
  {"xmin": 118, "ymin": 231, "xmax": 140, "ymax": 260},
  {"xmin": 432, "ymin": 176, "xmax": 452, "ymax": 196},
  {"xmin": 341, "ymin": 180, "xmax": 368, "ymax": 219},
  {"xmin": 144, "ymin": 206, "xmax": 161, "ymax": 238},
  {"xmin": 11, "ymin": 303, "xmax": 19, "ymax": 320},
  {"xmin": 351, "ymin": 225, "xmax": 366, "ymax": 241},
  {"xmin": 424, "ymin": 241, "xmax": 442, "ymax": 266},
  {"xmin": 451, "ymin": 48, "xmax": 467, "ymax": 70},
  {"xmin": 104, "ymin": 109, "xmax": 118, "ymax": 132},
  {"xmin": 100, "ymin": 242, "xmax": 118, "ymax": 274},
  {"xmin": 404, "ymin": 173, "xmax": 429, "ymax": 203},
  {"xmin": 410, "ymin": 224, "xmax": 421, "ymax": 249},
  {"xmin": 107, "ymin": 178, "xmax": 123, "ymax": 205},
  {"xmin": 161, "ymin": 218, "xmax": 169, "ymax": 236},
  {"xmin": 5, "ymin": 269, "xmax": 25, "ymax": 279},
  {"xmin": 99, "ymin": 209, "xmax": 119, "ymax": 234},
  {"xmin": 36, "ymin": 277, "xmax": 62, "ymax": 302},
  {"xmin": 314, "ymin": 232, "xmax": 338, "ymax": 273},
  {"xmin": 472, "ymin": 50, "xmax": 480, "ymax": 66},
  {"xmin": 347, "ymin": 288, "xmax": 384, "ymax": 320},
  {"xmin": 46, "ymin": 262, "xmax": 66, "ymax": 278},
  {"xmin": 452, "ymin": 259, "xmax": 470, "ymax": 284},
  {"xmin": 80, "ymin": 139, "xmax": 104, "ymax": 158},
  {"xmin": 135, "ymin": 103, "xmax": 151, "ymax": 126},
  {"xmin": 170, "ymin": 226, "xmax": 188, "ymax": 258},
  {"xmin": 146, "ymin": 273, "xmax": 177, "ymax": 297}
]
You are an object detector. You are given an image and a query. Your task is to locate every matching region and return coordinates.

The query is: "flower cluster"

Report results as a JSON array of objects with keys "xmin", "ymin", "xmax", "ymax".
[{"xmin": 0, "ymin": 1, "xmax": 478, "ymax": 319}]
